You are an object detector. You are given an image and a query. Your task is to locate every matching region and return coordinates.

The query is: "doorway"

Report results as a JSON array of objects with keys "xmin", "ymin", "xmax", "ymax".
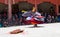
[{"xmin": 37, "ymin": 2, "xmax": 56, "ymax": 16}]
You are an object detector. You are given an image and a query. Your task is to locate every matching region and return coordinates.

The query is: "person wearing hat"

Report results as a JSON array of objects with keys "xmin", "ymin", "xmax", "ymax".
[{"xmin": 22, "ymin": 7, "xmax": 44, "ymax": 27}]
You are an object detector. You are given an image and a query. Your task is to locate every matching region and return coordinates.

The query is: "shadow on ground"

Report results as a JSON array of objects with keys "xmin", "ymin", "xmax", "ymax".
[{"xmin": 26, "ymin": 26, "xmax": 44, "ymax": 28}]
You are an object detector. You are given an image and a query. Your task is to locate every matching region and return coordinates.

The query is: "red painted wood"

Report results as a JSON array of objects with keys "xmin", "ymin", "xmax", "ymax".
[{"xmin": 0, "ymin": 0, "xmax": 59, "ymax": 5}]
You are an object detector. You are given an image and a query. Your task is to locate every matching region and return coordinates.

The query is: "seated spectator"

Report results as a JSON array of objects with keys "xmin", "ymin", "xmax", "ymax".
[
  {"xmin": 3, "ymin": 20, "xmax": 8, "ymax": 27},
  {"xmin": 0, "ymin": 19, "xmax": 3, "ymax": 27},
  {"xmin": 51, "ymin": 16, "xmax": 56, "ymax": 23},
  {"xmin": 46, "ymin": 15, "xmax": 52, "ymax": 23},
  {"xmin": 17, "ymin": 11, "xmax": 23, "ymax": 25},
  {"xmin": 57, "ymin": 15, "xmax": 60, "ymax": 22}
]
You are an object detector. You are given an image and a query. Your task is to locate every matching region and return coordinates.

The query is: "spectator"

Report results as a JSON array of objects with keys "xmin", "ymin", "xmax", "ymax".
[
  {"xmin": 57, "ymin": 15, "xmax": 60, "ymax": 22},
  {"xmin": 3, "ymin": 20, "xmax": 8, "ymax": 27},
  {"xmin": 3, "ymin": 13, "xmax": 7, "ymax": 20},
  {"xmin": 17, "ymin": 11, "xmax": 23, "ymax": 25},
  {"xmin": 46, "ymin": 15, "xmax": 52, "ymax": 23},
  {"xmin": 0, "ymin": 19, "xmax": 3, "ymax": 27},
  {"xmin": 51, "ymin": 16, "xmax": 56, "ymax": 23}
]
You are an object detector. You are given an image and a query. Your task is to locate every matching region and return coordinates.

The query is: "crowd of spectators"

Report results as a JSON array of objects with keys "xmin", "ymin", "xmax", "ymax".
[{"xmin": 0, "ymin": 10, "xmax": 60, "ymax": 27}]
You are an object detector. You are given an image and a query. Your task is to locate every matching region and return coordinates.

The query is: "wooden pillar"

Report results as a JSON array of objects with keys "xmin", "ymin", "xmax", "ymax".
[
  {"xmin": 56, "ymin": 5, "xmax": 59, "ymax": 15},
  {"xmin": 35, "ymin": 0, "xmax": 37, "ymax": 11},
  {"xmin": 5, "ymin": 0, "xmax": 7, "ymax": 4},
  {"xmin": 56, "ymin": 0, "xmax": 59, "ymax": 15},
  {"xmin": 13, "ymin": 0, "xmax": 15, "ymax": 4},
  {"xmin": 8, "ymin": 0, "xmax": 12, "ymax": 20}
]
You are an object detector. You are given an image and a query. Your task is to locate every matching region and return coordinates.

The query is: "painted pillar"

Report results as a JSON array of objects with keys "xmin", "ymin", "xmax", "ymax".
[
  {"xmin": 5, "ymin": 0, "xmax": 7, "ymax": 4},
  {"xmin": 13, "ymin": 0, "xmax": 15, "ymax": 4},
  {"xmin": 56, "ymin": 5, "xmax": 59, "ymax": 15},
  {"xmin": 35, "ymin": 0, "xmax": 37, "ymax": 11},
  {"xmin": 56, "ymin": 0, "xmax": 59, "ymax": 15},
  {"xmin": 8, "ymin": 0, "xmax": 12, "ymax": 20}
]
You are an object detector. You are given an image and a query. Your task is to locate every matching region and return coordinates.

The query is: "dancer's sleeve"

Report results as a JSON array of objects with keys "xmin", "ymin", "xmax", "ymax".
[
  {"xmin": 26, "ymin": 17, "xmax": 32, "ymax": 20},
  {"xmin": 22, "ymin": 12, "xmax": 28, "ymax": 17},
  {"xmin": 35, "ymin": 12, "xmax": 41, "ymax": 16}
]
